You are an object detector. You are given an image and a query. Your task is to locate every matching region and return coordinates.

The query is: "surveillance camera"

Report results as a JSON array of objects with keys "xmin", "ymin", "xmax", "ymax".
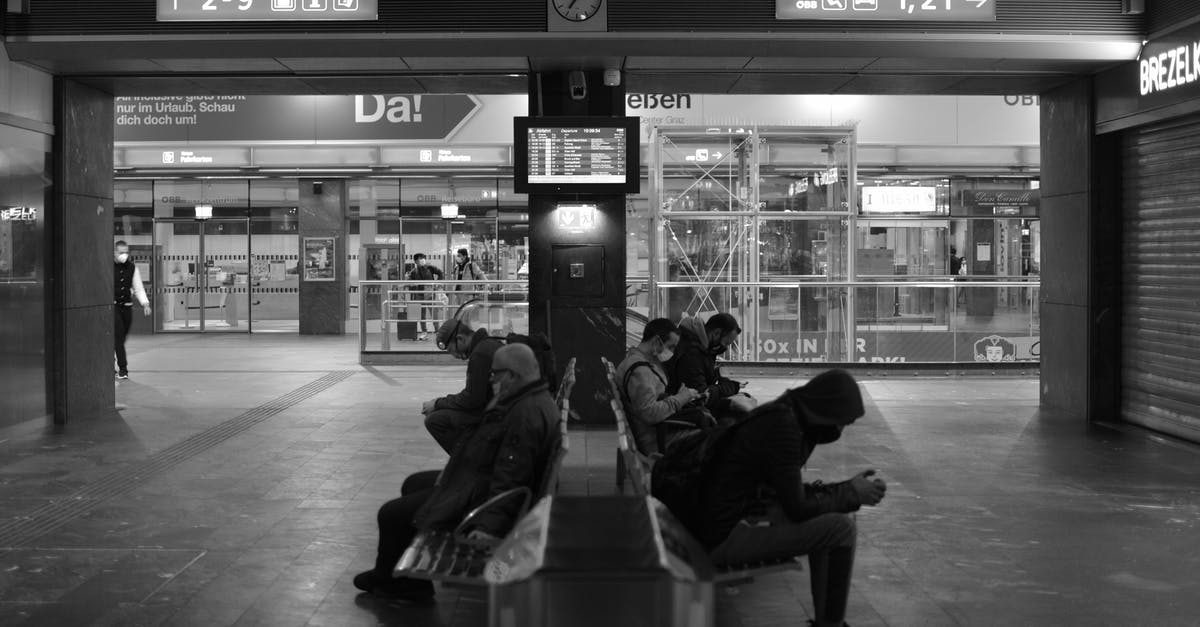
[
  {"xmin": 603, "ymin": 69, "xmax": 621, "ymax": 87},
  {"xmin": 568, "ymin": 70, "xmax": 587, "ymax": 101}
]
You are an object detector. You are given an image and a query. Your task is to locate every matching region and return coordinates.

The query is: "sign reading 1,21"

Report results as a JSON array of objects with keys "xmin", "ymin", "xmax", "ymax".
[
  {"xmin": 157, "ymin": 0, "xmax": 378, "ymax": 21},
  {"xmin": 776, "ymin": 0, "xmax": 994, "ymax": 21}
]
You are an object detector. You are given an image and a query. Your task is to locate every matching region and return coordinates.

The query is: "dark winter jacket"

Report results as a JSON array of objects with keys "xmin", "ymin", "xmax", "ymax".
[
  {"xmin": 408, "ymin": 263, "xmax": 444, "ymax": 300},
  {"xmin": 667, "ymin": 317, "xmax": 740, "ymax": 402},
  {"xmin": 413, "ymin": 380, "xmax": 561, "ymax": 535},
  {"xmin": 697, "ymin": 394, "xmax": 863, "ymax": 549},
  {"xmin": 434, "ymin": 328, "xmax": 504, "ymax": 411}
]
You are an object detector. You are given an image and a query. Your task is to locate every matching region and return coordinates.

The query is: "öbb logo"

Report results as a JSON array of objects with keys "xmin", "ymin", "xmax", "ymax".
[{"xmin": 355, "ymin": 95, "xmax": 424, "ymax": 123}]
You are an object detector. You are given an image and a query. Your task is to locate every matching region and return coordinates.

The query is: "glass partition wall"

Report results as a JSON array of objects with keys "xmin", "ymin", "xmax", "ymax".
[{"xmin": 649, "ymin": 126, "xmax": 1040, "ymax": 364}]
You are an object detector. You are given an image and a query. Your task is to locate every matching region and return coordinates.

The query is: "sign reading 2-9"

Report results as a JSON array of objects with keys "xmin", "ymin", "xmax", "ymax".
[
  {"xmin": 157, "ymin": 0, "xmax": 379, "ymax": 21},
  {"xmin": 776, "ymin": 0, "xmax": 994, "ymax": 21}
]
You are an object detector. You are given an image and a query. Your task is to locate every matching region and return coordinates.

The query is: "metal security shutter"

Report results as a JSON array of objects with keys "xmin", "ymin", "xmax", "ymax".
[{"xmin": 1121, "ymin": 115, "xmax": 1200, "ymax": 442}]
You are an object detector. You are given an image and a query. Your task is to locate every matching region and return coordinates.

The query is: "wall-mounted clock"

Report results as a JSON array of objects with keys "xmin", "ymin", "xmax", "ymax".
[
  {"xmin": 553, "ymin": 0, "xmax": 604, "ymax": 22},
  {"xmin": 547, "ymin": 0, "xmax": 606, "ymax": 32}
]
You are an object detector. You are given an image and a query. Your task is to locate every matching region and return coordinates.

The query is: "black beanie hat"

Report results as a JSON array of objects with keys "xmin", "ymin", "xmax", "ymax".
[{"xmin": 788, "ymin": 369, "xmax": 864, "ymax": 424}]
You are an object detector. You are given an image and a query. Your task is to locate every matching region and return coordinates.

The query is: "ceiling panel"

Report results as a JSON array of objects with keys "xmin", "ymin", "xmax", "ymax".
[
  {"xmin": 729, "ymin": 73, "xmax": 855, "ymax": 94},
  {"xmin": 403, "ymin": 57, "xmax": 529, "ymax": 71},
  {"xmin": 835, "ymin": 74, "xmax": 967, "ymax": 94},
  {"xmin": 626, "ymin": 72, "xmax": 742, "ymax": 94},
  {"xmin": 946, "ymin": 75, "xmax": 1076, "ymax": 94},
  {"xmin": 414, "ymin": 75, "xmax": 527, "ymax": 93},
  {"xmin": 276, "ymin": 58, "xmax": 412, "ymax": 72},
  {"xmin": 151, "ymin": 58, "xmax": 293, "ymax": 73},
  {"xmin": 186, "ymin": 76, "xmax": 330, "ymax": 95},
  {"xmin": 862, "ymin": 57, "xmax": 1003, "ymax": 72},
  {"xmin": 743, "ymin": 57, "xmax": 874, "ymax": 71},
  {"xmin": 624, "ymin": 56, "xmax": 752, "ymax": 71},
  {"xmin": 297, "ymin": 76, "xmax": 429, "ymax": 95}
]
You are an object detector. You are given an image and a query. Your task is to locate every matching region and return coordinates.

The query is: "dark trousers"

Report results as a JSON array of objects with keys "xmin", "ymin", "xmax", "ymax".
[
  {"xmin": 373, "ymin": 470, "xmax": 441, "ymax": 578},
  {"xmin": 425, "ymin": 408, "xmax": 482, "ymax": 454},
  {"xmin": 114, "ymin": 305, "xmax": 133, "ymax": 373},
  {"xmin": 710, "ymin": 510, "xmax": 857, "ymax": 625}
]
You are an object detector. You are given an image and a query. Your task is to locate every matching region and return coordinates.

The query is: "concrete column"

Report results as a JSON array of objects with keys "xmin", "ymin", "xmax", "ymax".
[
  {"xmin": 298, "ymin": 178, "xmax": 346, "ymax": 335},
  {"xmin": 49, "ymin": 79, "xmax": 115, "ymax": 423},
  {"xmin": 1040, "ymin": 78, "xmax": 1119, "ymax": 421},
  {"xmin": 528, "ymin": 71, "xmax": 627, "ymax": 425}
]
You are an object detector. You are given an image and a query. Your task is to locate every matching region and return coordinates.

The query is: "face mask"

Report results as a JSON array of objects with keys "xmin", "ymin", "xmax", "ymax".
[
  {"xmin": 805, "ymin": 424, "xmax": 843, "ymax": 444},
  {"xmin": 709, "ymin": 343, "xmax": 728, "ymax": 356},
  {"xmin": 115, "ymin": 253, "xmax": 129, "ymax": 263},
  {"xmin": 657, "ymin": 349, "xmax": 674, "ymax": 363}
]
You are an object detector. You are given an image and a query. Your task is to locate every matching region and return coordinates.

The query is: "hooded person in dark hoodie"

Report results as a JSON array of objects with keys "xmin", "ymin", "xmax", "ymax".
[{"xmin": 698, "ymin": 369, "xmax": 886, "ymax": 627}]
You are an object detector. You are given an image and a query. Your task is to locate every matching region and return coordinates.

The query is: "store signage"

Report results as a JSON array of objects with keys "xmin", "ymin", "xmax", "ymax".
[
  {"xmin": 776, "ymin": 0, "xmax": 994, "ymax": 22},
  {"xmin": 380, "ymin": 146, "xmax": 508, "ymax": 166},
  {"xmin": 1, "ymin": 206, "xmax": 37, "ymax": 222},
  {"xmin": 157, "ymin": 0, "xmax": 377, "ymax": 21},
  {"xmin": 861, "ymin": 186, "xmax": 937, "ymax": 213},
  {"xmin": 1140, "ymin": 37, "xmax": 1200, "ymax": 97},
  {"xmin": 114, "ymin": 95, "xmax": 480, "ymax": 143},
  {"xmin": 961, "ymin": 190, "xmax": 1039, "ymax": 214}
]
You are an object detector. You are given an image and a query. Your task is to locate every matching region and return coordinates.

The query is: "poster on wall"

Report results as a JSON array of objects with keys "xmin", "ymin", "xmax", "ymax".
[{"xmin": 303, "ymin": 237, "xmax": 336, "ymax": 282}]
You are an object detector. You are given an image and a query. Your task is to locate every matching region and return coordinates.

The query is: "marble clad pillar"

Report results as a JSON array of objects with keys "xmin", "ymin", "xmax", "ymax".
[
  {"xmin": 50, "ymin": 79, "xmax": 116, "ymax": 423},
  {"xmin": 298, "ymin": 179, "xmax": 346, "ymax": 335}
]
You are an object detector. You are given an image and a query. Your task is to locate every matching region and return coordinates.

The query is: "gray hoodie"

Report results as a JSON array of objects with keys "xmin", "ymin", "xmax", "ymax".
[{"xmin": 615, "ymin": 345, "xmax": 692, "ymax": 455}]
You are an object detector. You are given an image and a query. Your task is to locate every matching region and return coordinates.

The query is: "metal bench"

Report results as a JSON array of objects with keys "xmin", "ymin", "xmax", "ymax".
[
  {"xmin": 598, "ymin": 357, "xmax": 802, "ymax": 586},
  {"xmin": 392, "ymin": 358, "xmax": 576, "ymax": 586}
]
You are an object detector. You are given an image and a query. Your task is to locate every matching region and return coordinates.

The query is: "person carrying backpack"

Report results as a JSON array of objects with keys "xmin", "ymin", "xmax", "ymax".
[
  {"xmin": 652, "ymin": 369, "xmax": 886, "ymax": 627},
  {"xmin": 452, "ymin": 248, "xmax": 487, "ymax": 305}
]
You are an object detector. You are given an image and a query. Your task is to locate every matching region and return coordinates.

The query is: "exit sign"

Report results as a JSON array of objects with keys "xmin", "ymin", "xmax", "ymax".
[
  {"xmin": 158, "ymin": 0, "xmax": 377, "ymax": 21},
  {"xmin": 777, "ymin": 0, "xmax": 995, "ymax": 21}
]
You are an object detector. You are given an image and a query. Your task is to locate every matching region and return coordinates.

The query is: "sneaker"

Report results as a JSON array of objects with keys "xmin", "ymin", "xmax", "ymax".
[
  {"xmin": 418, "ymin": 333, "xmax": 428, "ymax": 341},
  {"xmin": 353, "ymin": 570, "xmax": 435, "ymax": 603},
  {"xmin": 116, "ymin": 371, "xmax": 129, "ymax": 380}
]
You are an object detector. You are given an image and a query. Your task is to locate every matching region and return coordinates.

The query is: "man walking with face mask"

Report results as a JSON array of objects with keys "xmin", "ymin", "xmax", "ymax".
[
  {"xmin": 113, "ymin": 240, "xmax": 151, "ymax": 380},
  {"xmin": 422, "ymin": 318, "xmax": 504, "ymax": 453}
]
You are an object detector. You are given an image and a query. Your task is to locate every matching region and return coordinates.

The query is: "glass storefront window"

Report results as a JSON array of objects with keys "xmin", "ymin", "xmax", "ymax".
[
  {"xmin": 760, "ymin": 218, "xmax": 849, "ymax": 280},
  {"xmin": 759, "ymin": 131, "xmax": 853, "ymax": 214},
  {"xmin": 855, "ymin": 219, "xmax": 950, "ymax": 277}
]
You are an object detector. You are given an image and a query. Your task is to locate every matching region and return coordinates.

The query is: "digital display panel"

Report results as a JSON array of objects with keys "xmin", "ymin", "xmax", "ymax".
[
  {"xmin": 157, "ymin": 0, "xmax": 378, "ymax": 22},
  {"xmin": 776, "ymin": 0, "xmax": 995, "ymax": 22},
  {"xmin": 513, "ymin": 117, "xmax": 640, "ymax": 194}
]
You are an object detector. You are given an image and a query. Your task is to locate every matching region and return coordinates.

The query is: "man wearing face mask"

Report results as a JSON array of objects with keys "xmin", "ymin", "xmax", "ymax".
[
  {"xmin": 615, "ymin": 318, "xmax": 702, "ymax": 456},
  {"xmin": 697, "ymin": 369, "xmax": 886, "ymax": 627},
  {"xmin": 113, "ymin": 241, "xmax": 151, "ymax": 380},
  {"xmin": 423, "ymin": 318, "xmax": 504, "ymax": 453},
  {"xmin": 353, "ymin": 344, "xmax": 560, "ymax": 603},
  {"xmin": 667, "ymin": 313, "xmax": 746, "ymax": 411}
]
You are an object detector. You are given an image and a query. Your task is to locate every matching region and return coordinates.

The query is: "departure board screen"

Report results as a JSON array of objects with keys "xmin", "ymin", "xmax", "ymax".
[{"xmin": 514, "ymin": 117, "xmax": 640, "ymax": 194}]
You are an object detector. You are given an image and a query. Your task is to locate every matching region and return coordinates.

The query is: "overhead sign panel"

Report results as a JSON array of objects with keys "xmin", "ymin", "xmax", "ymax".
[
  {"xmin": 157, "ymin": 0, "xmax": 377, "ymax": 21},
  {"xmin": 776, "ymin": 0, "xmax": 994, "ymax": 21}
]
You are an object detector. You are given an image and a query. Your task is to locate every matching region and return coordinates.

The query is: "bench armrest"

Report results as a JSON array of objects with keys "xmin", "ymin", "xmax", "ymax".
[{"xmin": 453, "ymin": 486, "xmax": 532, "ymax": 547}]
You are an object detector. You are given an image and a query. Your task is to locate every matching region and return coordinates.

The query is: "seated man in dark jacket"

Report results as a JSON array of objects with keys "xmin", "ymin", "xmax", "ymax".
[
  {"xmin": 423, "ymin": 318, "xmax": 505, "ymax": 453},
  {"xmin": 667, "ymin": 313, "xmax": 749, "ymax": 413},
  {"xmin": 699, "ymin": 369, "xmax": 886, "ymax": 627},
  {"xmin": 354, "ymin": 343, "xmax": 561, "ymax": 602}
]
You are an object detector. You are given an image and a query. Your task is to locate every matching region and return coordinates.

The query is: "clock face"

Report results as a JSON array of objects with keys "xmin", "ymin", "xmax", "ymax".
[{"xmin": 553, "ymin": 0, "xmax": 603, "ymax": 21}]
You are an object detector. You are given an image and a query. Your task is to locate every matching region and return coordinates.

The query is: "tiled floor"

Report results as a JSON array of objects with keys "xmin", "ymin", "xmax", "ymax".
[{"xmin": 1, "ymin": 333, "xmax": 1198, "ymax": 626}]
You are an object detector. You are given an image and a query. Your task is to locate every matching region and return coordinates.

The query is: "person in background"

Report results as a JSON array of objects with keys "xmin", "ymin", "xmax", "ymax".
[
  {"xmin": 452, "ymin": 248, "xmax": 487, "ymax": 305},
  {"xmin": 354, "ymin": 344, "xmax": 560, "ymax": 603},
  {"xmin": 615, "ymin": 318, "xmax": 702, "ymax": 455},
  {"xmin": 114, "ymin": 240, "xmax": 151, "ymax": 380},
  {"xmin": 407, "ymin": 253, "xmax": 444, "ymax": 341},
  {"xmin": 423, "ymin": 318, "xmax": 504, "ymax": 454}
]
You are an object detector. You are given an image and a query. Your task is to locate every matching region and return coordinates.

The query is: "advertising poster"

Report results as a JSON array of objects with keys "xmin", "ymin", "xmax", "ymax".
[
  {"xmin": 303, "ymin": 237, "xmax": 335, "ymax": 281},
  {"xmin": 758, "ymin": 330, "xmax": 1039, "ymax": 363}
]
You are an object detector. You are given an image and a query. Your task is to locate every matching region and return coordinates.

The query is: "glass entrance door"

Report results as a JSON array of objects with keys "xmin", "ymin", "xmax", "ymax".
[{"xmin": 154, "ymin": 218, "xmax": 251, "ymax": 332}]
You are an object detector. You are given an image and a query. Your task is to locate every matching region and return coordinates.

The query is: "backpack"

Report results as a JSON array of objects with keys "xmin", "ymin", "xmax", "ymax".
[
  {"xmin": 444, "ymin": 299, "xmax": 559, "ymax": 394},
  {"xmin": 503, "ymin": 332, "xmax": 559, "ymax": 395},
  {"xmin": 649, "ymin": 418, "xmax": 746, "ymax": 539}
]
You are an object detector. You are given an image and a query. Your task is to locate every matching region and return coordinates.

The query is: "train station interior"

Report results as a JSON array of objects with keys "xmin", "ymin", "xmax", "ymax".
[{"xmin": 3, "ymin": 1, "xmax": 1200, "ymax": 625}]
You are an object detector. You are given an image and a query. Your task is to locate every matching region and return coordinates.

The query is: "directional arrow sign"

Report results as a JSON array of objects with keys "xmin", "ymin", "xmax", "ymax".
[{"xmin": 776, "ymin": 0, "xmax": 995, "ymax": 21}]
